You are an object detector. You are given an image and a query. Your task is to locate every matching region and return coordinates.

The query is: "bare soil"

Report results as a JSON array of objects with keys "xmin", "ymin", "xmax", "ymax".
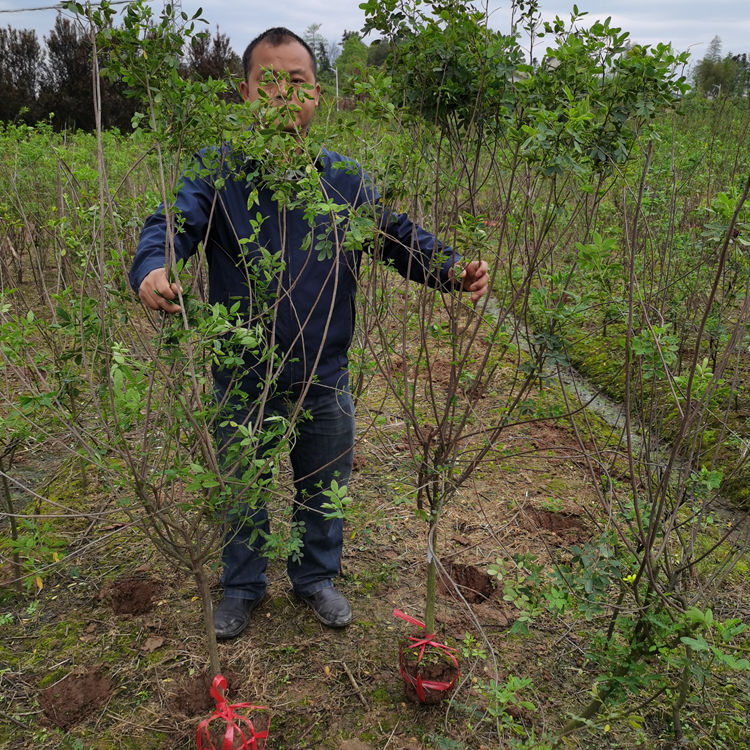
[
  {"xmin": 399, "ymin": 647, "xmax": 460, "ymax": 705},
  {"xmin": 1, "ymin": 347, "xmax": 747, "ymax": 749},
  {"xmin": 437, "ymin": 563, "xmax": 494, "ymax": 604},
  {"xmin": 38, "ymin": 666, "xmax": 113, "ymax": 730},
  {"xmin": 100, "ymin": 575, "xmax": 162, "ymax": 616},
  {"xmin": 200, "ymin": 710, "xmax": 271, "ymax": 750}
]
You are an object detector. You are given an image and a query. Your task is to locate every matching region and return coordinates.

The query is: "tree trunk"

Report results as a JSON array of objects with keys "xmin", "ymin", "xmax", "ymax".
[
  {"xmin": 424, "ymin": 516, "xmax": 438, "ymax": 633},
  {"xmin": 193, "ymin": 564, "xmax": 222, "ymax": 679}
]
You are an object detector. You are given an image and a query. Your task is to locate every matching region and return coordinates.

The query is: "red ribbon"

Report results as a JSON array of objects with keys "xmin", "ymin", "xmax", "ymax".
[
  {"xmin": 196, "ymin": 674, "xmax": 269, "ymax": 750},
  {"xmin": 392, "ymin": 609, "xmax": 460, "ymax": 702}
]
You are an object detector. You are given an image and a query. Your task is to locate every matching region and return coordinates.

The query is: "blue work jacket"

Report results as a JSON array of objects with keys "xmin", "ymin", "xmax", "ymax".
[{"xmin": 129, "ymin": 146, "xmax": 456, "ymax": 397}]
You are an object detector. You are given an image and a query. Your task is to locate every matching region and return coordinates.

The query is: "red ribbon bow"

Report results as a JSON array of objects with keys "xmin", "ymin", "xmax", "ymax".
[
  {"xmin": 393, "ymin": 609, "xmax": 460, "ymax": 701},
  {"xmin": 196, "ymin": 674, "xmax": 269, "ymax": 750}
]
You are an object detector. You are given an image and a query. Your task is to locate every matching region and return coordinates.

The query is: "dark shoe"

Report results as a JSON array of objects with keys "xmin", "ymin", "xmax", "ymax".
[
  {"xmin": 213, "ymin": 596, "xmax": 261, "ymax": 640},
  {"xmin": 296, "ymin": 586, "xmax": 352, "ymax": 628}
]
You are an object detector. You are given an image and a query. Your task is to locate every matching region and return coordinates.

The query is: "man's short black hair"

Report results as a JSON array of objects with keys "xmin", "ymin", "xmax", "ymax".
[{"xmin": 242, "ymin": 27, "xmax": 317, "ymax": 82}]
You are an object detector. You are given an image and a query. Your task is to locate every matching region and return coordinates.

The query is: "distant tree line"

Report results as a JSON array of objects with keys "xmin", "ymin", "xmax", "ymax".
[
  {"xmin": 0, "ymin": 14, "xmax": 402, "ymax": 131},
  {"xmin": 693, "ymin": 36, "xmax": 749, "ymax": 97},
  {"xmin": 303, "ymin": 24, "xmax": 390, "ymax": 96},
  {"xmin": 0, "ymin": 15, "xmax": 240, "ymax": 131}
]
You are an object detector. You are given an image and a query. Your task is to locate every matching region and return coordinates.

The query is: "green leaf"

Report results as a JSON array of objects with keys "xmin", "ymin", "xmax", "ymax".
[{"xmin": 681, "ymin": 635, "xmax": 709, "ymax": 652}]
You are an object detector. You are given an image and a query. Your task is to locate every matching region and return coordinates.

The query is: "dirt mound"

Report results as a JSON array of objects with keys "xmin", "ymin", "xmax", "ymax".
[
  {"xmin": 400, "ymin": 648, "xmax": 459, "ymax": 704},
  {"xmin": 39, "ymin": 667, "xmax": 112, "ymax": 729},
  {"xmin": 523, "ymin": 509, "xmax": 585, "ymax": 533},
  {"xmin": 438, "ymin": 562, "xmax": 494, "ymax": 603},
  {"xmin": 169, "ymin": 671, "xmax": 240, "ymax": 718},
  {"xmin": 100, "ymin": 574, "xmax": 161, "ymax": 615}
]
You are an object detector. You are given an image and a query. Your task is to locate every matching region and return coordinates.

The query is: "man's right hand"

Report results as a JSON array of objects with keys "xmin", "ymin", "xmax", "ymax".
[{"xmin": 138, "ymin": 268, "xmax": 182, "ymax": 313}]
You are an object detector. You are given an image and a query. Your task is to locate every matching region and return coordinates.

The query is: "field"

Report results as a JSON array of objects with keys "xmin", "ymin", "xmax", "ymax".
[{"xmin": 1, "ymin": 3, "xmax": 749, "ymax": 749}]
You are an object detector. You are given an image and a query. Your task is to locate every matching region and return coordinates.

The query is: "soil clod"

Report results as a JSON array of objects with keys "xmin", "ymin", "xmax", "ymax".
[
  {"xmin": 99, "ymin": 574, "xmax": 161, "ymax": 615},
  {"xmin": 523, "ymin": 509, "xmax": 585, "ymax": 533},
  {"xmin": 400, "ymin": 647, "xmax": 460, "ymax": 704},
  {"xmin": 438, "ymin": 562, "xmax": 494, "ymax": 603},
  {"xmin": 39, "ymin": 667, "xmax": 112, "ymax": 729}
]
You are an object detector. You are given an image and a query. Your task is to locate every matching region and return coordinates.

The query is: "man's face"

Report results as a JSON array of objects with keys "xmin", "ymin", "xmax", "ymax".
[{"xmin": 240, "ymin": 40, "xmax": 320, "ymax": 136}]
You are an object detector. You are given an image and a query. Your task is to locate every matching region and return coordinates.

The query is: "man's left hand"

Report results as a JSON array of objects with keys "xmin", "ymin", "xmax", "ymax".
[{"xmin": 453, "ymin": 260, "xmax": 489, "ymax": 303}]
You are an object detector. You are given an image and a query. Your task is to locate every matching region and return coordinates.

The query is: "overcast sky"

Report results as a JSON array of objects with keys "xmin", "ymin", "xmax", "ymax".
[{"xmin": 1, "ymin": 1, "xmax": 748, "ymax": 66}]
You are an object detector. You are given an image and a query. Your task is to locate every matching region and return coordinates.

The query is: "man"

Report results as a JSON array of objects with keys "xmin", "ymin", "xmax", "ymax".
[{"xmin": 130, "ymin": 27, "xmax": 488, "ymax": 639}]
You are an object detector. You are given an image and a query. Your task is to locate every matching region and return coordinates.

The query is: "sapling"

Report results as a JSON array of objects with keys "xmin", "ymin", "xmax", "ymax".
[
  {"xmin": 71, "ymin": 1, "xmax": 388, "ymax": 679},
  {"xmin": 359, "ymin": 0, "xmax": 694, "ymax": 713},
  {"xmin": 358, "ymin": 1, "xmax": 544, "ymax": 699},
  {"xmin": 0, "ymin": 0, "xmax": 321, "ymax": 678}
]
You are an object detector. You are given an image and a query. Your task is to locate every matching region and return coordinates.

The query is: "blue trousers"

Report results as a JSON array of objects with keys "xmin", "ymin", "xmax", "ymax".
[{"xmin": 215, "ymin": 385, "xmax": 355, "ymax": 600}]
